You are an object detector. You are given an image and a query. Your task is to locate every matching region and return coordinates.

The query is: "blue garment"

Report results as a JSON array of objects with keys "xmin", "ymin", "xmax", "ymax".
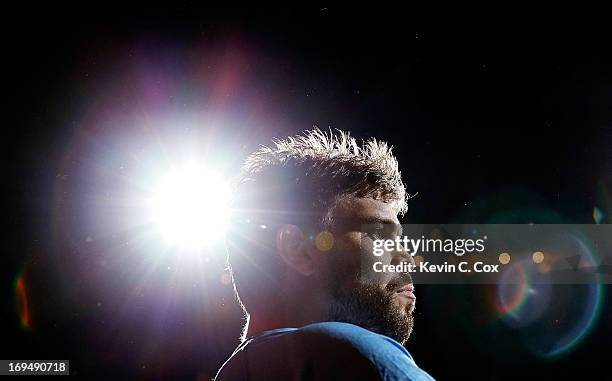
[{"xmin": 215, "ymin": 322, "xmax": 436, "ymax": 381}]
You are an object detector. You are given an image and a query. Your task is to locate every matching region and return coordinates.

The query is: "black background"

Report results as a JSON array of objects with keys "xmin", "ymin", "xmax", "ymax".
[{"xmin": 3, "ymin": 4, "xmax": 611, "ymax": 380}]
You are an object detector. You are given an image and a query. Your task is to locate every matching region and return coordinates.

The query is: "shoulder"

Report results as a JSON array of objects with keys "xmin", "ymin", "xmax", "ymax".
[
  {"xmin": 298, "ymin": 322, "xmax": 436, "ymax": 381},
  {"xmin": 299, "ymin": 321, "xmax": 409, "ymax": 355},
  {"xmin": 216, "ymin": 322, "xmax": 435, "ymax": 381}
]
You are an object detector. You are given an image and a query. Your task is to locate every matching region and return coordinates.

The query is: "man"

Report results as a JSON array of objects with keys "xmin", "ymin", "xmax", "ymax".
[{"xmin": 215, "ymin": 128, "xmax": 435, "ymax": 380}]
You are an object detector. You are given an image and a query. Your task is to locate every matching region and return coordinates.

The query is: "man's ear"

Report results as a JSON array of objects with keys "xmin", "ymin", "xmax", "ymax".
[{"xmin": 276, "ymin": 224, "xmax": 315, "ymax": 276}]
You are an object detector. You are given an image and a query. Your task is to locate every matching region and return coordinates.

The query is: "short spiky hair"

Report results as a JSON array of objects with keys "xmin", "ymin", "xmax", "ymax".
[{"xmin": 239, "ymin": 127, "xmax": 408, "ymax": 217}]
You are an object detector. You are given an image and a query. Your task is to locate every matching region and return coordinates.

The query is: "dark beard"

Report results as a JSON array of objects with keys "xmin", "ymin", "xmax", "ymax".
[{"xmin": 328, "ymin": 282, "xmax": 414, "ymax": 344}]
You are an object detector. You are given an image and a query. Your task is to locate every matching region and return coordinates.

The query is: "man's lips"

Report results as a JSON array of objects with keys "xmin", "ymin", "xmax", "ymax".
[{"xmin": 394, "ymin": 284, "xmax": 416, "ymax": 301}]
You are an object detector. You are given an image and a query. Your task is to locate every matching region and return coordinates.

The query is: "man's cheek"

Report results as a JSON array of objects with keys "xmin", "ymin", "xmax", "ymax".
[
  {"xmin": 327, "ymin": 235, "xmax": 361, "ymax": 277},
  {"xmin": 333, "ymin": 233, "xmax": 362, "ymax": 261}
]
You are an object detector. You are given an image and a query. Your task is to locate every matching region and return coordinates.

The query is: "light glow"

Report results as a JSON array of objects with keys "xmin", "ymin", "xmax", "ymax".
[{"xmin": 150, "ymin": 163, "xmax": 230, "ymax": 250}]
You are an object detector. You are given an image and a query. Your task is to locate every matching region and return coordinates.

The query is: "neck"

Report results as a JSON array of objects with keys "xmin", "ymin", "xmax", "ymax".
[
  {"xmin": 245, "ymin": 298, "xmax": 329, "ymax": 339},
  {"xmin": 245, "ymin": 313, "xmax": 287, "ymax": 338}
]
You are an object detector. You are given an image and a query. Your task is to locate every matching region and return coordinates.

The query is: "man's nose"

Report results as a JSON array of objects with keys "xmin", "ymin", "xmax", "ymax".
[
  {"xmin": 390, "ymin": 243, "xmax": 415, "ymax": 267},
  {"xmin": 389, "ymin": 247, "xmax": 415, "ymax": 286}
]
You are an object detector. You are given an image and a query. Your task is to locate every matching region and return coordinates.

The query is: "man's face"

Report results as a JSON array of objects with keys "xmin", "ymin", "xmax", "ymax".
[{"xmin": 320, "ymin": 196, "xmax": 416, "ymax": 344}]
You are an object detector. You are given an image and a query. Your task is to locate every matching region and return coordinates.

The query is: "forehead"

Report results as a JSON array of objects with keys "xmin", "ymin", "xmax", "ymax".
[{"xmin": 329, "ymin": 196, "xmax": 401, "ymax": 227}]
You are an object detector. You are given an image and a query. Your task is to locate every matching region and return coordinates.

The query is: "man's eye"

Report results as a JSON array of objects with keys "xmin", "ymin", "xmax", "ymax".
[
  {"xmin": 364, "ymin": 225, "xmax": 385, "ymax": 240},
  {"xmin": 366, "ymin": 231, "xmax": 382, "ymax": 240},
  {"xmin": 362, "ymin": 223, "xmax": 401, "ymax": 241}
]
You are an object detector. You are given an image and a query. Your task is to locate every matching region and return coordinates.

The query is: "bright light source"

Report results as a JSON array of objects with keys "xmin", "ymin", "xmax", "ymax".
[{"xmin": 150, "ymin": 163, "xmax": 230, "ymax": 250}]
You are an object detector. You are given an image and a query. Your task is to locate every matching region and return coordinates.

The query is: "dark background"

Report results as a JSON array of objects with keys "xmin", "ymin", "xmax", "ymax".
[{"xmin": 3, "ymin": 4, "xmax": 611, "ymax": 380}]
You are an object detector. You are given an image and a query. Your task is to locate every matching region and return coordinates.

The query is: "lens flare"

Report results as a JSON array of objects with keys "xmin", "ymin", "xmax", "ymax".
[
  {"xmin": 498, "ymin": 252, "xmax": 511, "ymax": 265},
  {"xmin": 496, "ymin": 234, "xmax": 604, "ymax": 359},
  {"xmin": 592, "ymin": 207, "xmax": 604, "ymax": 224},
  {"xmin": 497, "ymin": 261, "xmax": 550, "ymax": 320},
  {"xmin": 532, "ymin": 251, "xmax": 545, "ymax": 264},
  {"xmin": 150, "ymin": 163, "xmax": 230, "ymax": 250},
  {"xmin": 541, "ymin": 237, "xmax": 604, "ymax": 359},
  {"xmin": 15, "ymin": 272, "xmax": 31, "ymax": 331},
  {"xmin": 315, "ymin": 231, "xmax": 335, "ymax": 251}
]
